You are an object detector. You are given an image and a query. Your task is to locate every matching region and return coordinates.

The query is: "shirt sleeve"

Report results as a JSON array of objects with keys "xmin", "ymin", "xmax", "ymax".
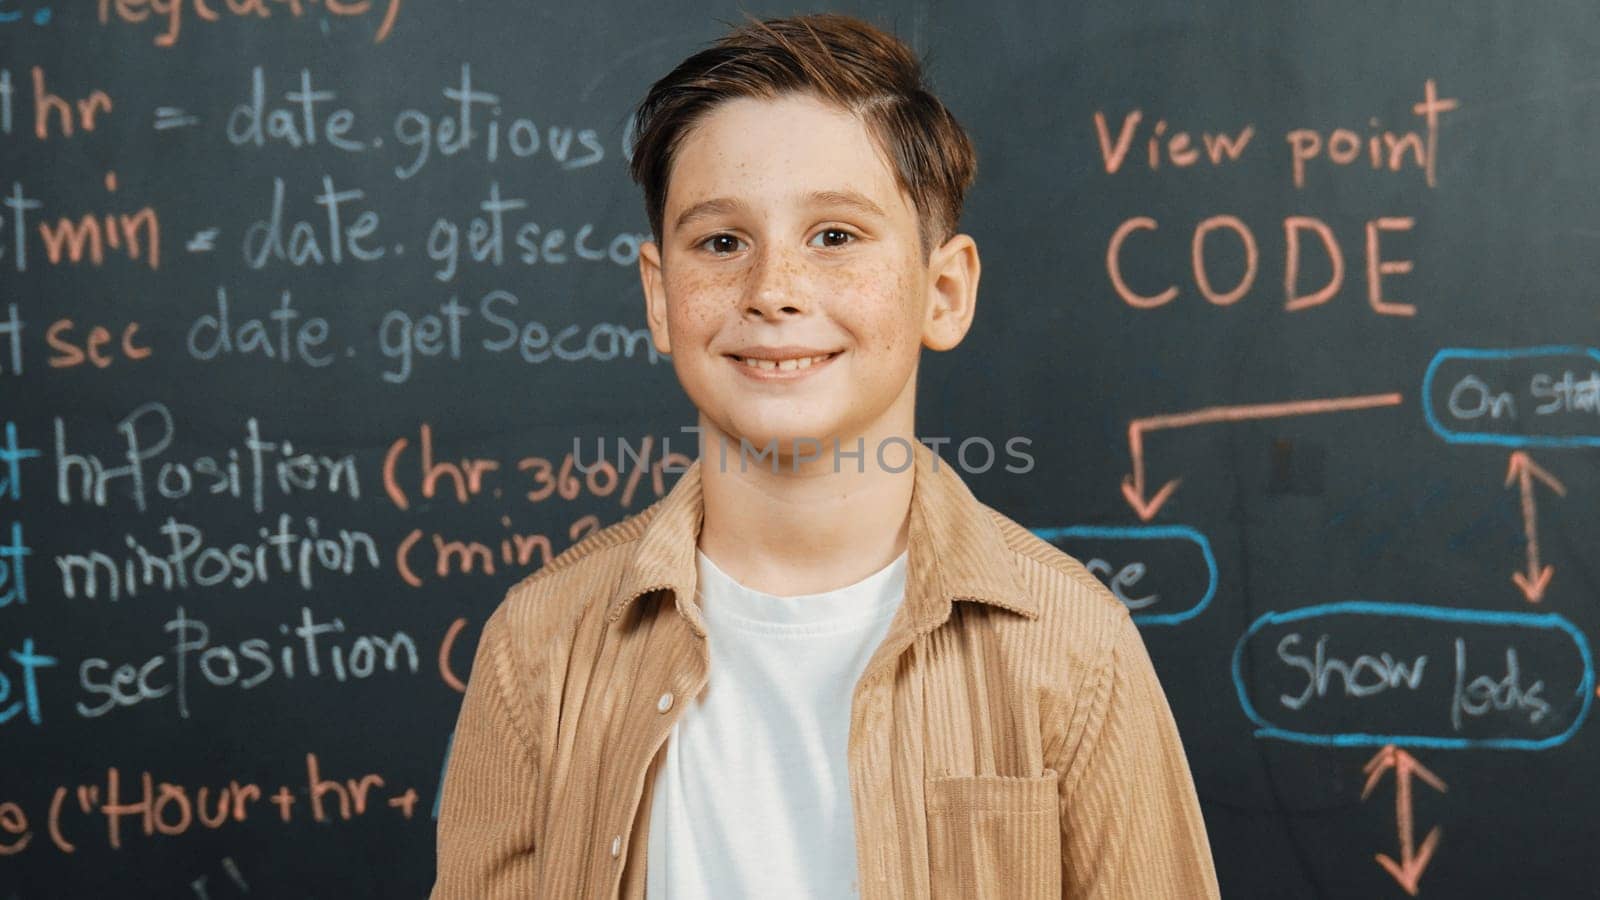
[
  {"xmin": 432, "ymin": 607, "xmax": 543, "ymax": 899},
  {"xmin": 1053, "ymin": 609, "xmax": 1221, "ymax": 899}
]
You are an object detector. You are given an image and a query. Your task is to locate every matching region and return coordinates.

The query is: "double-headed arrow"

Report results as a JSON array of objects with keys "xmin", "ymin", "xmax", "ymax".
[
  {"xmin": 1504, "ymin": 451, "xmax": 1566, "ymax": 602},
  {"xmin": 1362, "ymin": 745, "xmax": 1448, "ymax": 896}
]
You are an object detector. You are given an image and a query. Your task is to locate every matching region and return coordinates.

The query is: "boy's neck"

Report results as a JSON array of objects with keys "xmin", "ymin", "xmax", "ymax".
[{"xmin": 695, "ymin": 422, "xmax": 914, "ymax": 599}]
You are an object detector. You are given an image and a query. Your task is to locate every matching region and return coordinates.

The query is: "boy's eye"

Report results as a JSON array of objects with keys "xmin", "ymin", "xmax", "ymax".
[
  {"xmin": 810, "ymin": 228, "xmax": 856, "ymax": 249},
  {"xmin": 700, "ymin": 234, "xmax": 744, "ymax": 256},
  {"xmin": 695, "ymin": 228, "xmax": 857, "ymax": 256}
]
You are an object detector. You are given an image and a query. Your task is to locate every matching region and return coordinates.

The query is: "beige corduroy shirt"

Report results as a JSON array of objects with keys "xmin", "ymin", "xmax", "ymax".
[{"xmin": 432, "ymin": 439, "xmax": 1221, "ymax": 899}]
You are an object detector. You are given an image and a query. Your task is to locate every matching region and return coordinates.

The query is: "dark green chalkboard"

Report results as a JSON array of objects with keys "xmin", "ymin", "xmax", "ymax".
[{"xmin": 6, "ymin": 1, "xmax": 1599, "ymax": 896}]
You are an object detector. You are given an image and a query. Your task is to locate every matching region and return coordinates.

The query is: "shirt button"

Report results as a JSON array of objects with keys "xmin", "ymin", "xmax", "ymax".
[
  {"xmin": 657, "ymin": 691, "xmax": 674, "ymax": 712},
  {"xmin": 610, "ymin": 834, "xmax": 622, "ymax": 857}
]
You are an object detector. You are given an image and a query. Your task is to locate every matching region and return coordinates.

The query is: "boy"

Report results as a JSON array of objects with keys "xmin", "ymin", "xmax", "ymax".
[{"xmin": 433, "ymin": 12, "xmax": 1220, "ymax": 899}]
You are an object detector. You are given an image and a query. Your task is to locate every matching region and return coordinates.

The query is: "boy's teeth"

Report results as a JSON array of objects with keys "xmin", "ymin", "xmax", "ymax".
[{"xmin": 740, "ymin": 353, "xmax": 832, "ymax": 371}]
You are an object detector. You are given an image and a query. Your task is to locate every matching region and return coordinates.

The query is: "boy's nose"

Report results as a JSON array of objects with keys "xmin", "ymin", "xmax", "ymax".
[{"xmin": 743, "ymin": 249, "xmax": 809, "ymax": 318}]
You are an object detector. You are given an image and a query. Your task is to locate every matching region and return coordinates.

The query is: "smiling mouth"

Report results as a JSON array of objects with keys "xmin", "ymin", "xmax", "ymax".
[{"xmin": 727, "ymin": 351, "xmax": 843, "ymax": 372}]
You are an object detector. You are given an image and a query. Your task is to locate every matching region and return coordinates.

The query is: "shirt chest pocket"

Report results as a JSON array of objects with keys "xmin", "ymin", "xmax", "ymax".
[{"xmin": 923, "ymin": 769, "xmax": 1062, "ymax": 899}]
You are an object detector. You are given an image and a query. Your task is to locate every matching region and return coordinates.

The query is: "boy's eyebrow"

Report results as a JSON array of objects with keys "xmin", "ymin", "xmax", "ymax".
[{"xmin": 672, "ymin": 189, "xmax": 889, "ymax": 232}]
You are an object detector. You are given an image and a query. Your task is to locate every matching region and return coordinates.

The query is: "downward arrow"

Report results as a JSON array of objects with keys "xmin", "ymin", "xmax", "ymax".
[{"xmin": 1120, "ymin": 393, "xmax": 1404, "ymax": 521}]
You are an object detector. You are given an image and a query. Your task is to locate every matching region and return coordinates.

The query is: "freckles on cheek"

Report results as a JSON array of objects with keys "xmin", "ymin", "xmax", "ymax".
[
  {"xmin": 861, "ymin": 310, "xmax": 917, "ymax": 357},
  {"xmin": 848, "ymin": 269, "xmax": 919, "ymax": 354},
  {"xmin": 666, "ymin": 269, "xmax": 736, "ymax": 329}
]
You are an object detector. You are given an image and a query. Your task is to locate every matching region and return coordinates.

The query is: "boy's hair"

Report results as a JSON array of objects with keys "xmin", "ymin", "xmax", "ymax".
[{"xmin": 627, "ymin": 12, "xmax": 978, "ymax": 261}]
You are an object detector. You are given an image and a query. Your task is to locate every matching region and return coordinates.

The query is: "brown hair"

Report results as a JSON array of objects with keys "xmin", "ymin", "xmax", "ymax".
[{"xmin": 626, "ymin": 12, "xmax": 978, "ymax": 260}]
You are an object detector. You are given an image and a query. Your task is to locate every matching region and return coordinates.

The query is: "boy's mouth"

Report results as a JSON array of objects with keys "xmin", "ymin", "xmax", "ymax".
[{"xmin": 725, "ymin": 349, "xmax": 844, "ymax": 373}]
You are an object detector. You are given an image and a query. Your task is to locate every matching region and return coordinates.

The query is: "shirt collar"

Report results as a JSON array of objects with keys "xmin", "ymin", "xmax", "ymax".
[{"xmin": 606, "ymin": 439, "xmax": 1039, "ymax": 635}]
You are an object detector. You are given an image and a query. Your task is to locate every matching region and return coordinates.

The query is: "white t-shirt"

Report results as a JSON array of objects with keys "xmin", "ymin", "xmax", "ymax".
[{"xmin": 645, "ymin": 546, "xmax": 909, "ymax": 899}]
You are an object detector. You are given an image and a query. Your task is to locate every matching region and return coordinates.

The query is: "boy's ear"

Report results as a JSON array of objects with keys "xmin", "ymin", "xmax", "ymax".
[
  {"xmin": 922, "ymin": 233, "xmax": 981, "ymax": 351},
  {"xmin": 638, "ymin": 238, "xmax": 673, "ymax": 355}
]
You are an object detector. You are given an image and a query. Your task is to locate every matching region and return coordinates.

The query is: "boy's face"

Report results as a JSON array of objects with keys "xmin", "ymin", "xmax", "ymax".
[{"xmin": 638, "ymin": 92, "xmax": 979, "ymax": 461}]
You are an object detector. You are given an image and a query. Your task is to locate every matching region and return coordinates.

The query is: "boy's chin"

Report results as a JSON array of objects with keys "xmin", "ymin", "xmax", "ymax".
[{"xmin": 712, "ymin": 428, "xmax": 850, "ymax": 463}]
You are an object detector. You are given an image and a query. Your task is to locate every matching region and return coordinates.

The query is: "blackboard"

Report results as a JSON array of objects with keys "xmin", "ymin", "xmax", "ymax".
[{"xmin": 7, "ymin": 1, "xmax": 1600, "ymax": 896}]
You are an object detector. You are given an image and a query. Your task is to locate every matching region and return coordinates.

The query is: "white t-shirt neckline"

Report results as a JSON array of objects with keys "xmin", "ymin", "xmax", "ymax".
[{"xmin": 694, "ymin": 547, "xmax": 908, "ymax": 633}]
